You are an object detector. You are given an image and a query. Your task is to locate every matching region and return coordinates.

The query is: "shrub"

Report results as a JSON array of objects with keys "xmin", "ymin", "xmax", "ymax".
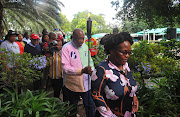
[
  {"xmin": 136, "ymin": 68, "xmax": 180, "ymax": 117},
  {"xmin": 0, "ymin": 88, "xmax": 75, "ymax": 117},
  {"xmin": 0, "ymin": 49, "xmax": 46, "ymax": 92}
]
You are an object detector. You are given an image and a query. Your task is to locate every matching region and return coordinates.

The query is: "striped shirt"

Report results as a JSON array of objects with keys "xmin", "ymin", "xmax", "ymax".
[{"xmin": 49, "ymin": 52, "xmax": 62, "ymax": 79}]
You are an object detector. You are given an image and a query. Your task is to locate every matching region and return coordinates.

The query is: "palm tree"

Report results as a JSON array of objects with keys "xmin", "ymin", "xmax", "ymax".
[{"xmin": 0, "ymin": 0, "xmax": 64, "ymax": 38}]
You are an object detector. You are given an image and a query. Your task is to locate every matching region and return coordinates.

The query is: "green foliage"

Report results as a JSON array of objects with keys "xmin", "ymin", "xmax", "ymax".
[
  {"xmin": 75, "ymin": 18, "xmax": 98, "ymax": 35},
  {"xmin": 0, "ymin": 49, "xmax": 43, "ymax": 90},
  {"xmin": 122, "ymin": 18, "xmax": 148, "ymax": 33},
  {"xmin": 59, "ymin": 13, "xmax": 72, "ymax": 33},
  {"xmin": 0, "ymin": 0, "xmax": 64, "ymax": 36},
  {"xmin": 129, "ymin": 41, "xmax": 177, "ymax": 76},
  {"xmin": 160, "ymin": 39, "xmax": 180, "ymax": 59},
  {"xmin": 112, "ymin": 0, "xmax": 180, "ymax": 28},
  {"xmin": 71, "ymin": 11, "xmax": 111, "ymax": 34},
  {"xmin": 136, "ymin": 68, "xmax": 180, "ymax": 117},
  {"xmin": 92, "ymin": 43, "xmax": 107, "ymax": 67},
  {"xmin": 0, "ymin": 88, "xmax": 75, "ymax": 117}
]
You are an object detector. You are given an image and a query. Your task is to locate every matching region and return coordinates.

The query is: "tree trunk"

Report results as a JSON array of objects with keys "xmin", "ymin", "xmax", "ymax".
[{"xmin": 0, "ymin": 2, "xmax": 4, "ymax": 39}]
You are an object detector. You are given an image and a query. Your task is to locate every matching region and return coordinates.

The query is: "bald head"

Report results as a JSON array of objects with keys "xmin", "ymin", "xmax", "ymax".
[
  {"xmin": 72, "ymin": 28, "xmax": 84, "ymax": 37},
  {"xmin": 72, "ymin": 28, "xmax": 85, "ymax": 47}
]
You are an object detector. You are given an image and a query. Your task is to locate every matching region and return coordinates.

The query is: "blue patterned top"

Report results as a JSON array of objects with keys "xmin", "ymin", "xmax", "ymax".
[{"xmin": 91, "ymin": 59, "xmax": 137, "ymax": 117}]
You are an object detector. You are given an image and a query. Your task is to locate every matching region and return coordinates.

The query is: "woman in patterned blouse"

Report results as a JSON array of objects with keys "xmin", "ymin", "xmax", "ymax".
[{"xmin": 91, "ymin": 32, "xmax": 139, "ymax": 117}]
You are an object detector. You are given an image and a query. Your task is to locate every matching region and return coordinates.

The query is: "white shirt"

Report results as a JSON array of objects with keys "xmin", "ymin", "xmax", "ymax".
[
  {"xmin": 23, "ymin": 37, "xmax": 31, "ymax": 44},
  {"xmin": 0, "ymin": 40, "xmax": 20, "ymax": 68}
]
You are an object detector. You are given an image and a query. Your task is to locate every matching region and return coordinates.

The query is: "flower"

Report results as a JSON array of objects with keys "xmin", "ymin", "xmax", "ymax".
[
  {"xmin": 29, "ymin": 56, "xmax": 47, "ymax": 70},
  {"xmin": 104, "ymin": 86, "xmax": 119, "ymax": 100},
  {"xmin": 105, "ymin": 69, "xmax": 119, "ymax": 82},
  {"xmin": 135, "ymin": 62, "xmax": 151, "ymax": 75}
]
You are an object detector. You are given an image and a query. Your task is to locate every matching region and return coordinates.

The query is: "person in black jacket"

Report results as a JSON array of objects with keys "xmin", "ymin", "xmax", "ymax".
[
  {"xmin": 24, "ymin": 34, "xmax": 42, "ymax": 90},
  {"xmin": 24, "ymin": 34, "xmax": 42, "ymax": 56}
]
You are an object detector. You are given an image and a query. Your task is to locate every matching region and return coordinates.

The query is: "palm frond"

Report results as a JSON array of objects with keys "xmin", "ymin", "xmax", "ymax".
[{"xmin": 0, "ymin": 0, "xmax": 64, "ymax": 33}]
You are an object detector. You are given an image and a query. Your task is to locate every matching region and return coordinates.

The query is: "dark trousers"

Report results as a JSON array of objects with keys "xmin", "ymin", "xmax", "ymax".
[
  {"xmin": 63, "ymin": 86, "xmax": 95, "ymax": 117},
  {"xmin": 51, "ymin": 78, "xmax": 63, "ymax": 98}
]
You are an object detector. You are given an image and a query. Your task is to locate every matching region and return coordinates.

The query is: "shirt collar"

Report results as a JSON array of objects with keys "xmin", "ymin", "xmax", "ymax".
[
  {"xmin": 108, "ymin": 59, "xmax": 126, "ymax": 74},
  {"xmin": 71, "ymin": 39, "xmax": 83, "ymax": 49}
]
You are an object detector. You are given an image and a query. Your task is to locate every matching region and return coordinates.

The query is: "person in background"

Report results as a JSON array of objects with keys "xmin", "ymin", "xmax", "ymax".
[
  {"xmin": 0, "ymin": 30, "xmax": 21, "ymax": 93},
  {"xmin": 43, "ymin": 32, "xmax": 57, "ymax": 58},
  {"xmin": 39, "ymin": 33, "xmax": 42, "ymax": 38},
  {"xmin": 24, "ymin": 34, "xmax": 42, "ymax": 90},
  {"xmin": 54, "ymin": 28, "xmax": 65, "ymax": 44},
  {"xmin": 39, "ymin": 29, "xmax": 48, "ymax": 43},
  {"xmin": 85, "ymin": 37, "xmax": 98, "ymax": 57},
  {"xmin": 17, "ymin": 34, "xmax": 25, "ymax": 47},
  {"xmin": 41, "ymin": 34, "xmax": 49, "ymax": 55},
  {"xmin": 23, "ymin": 32, "xmax": 31, "ymax": 44},
  {"xmin": 61, "ymin": 28, "xmax": 95, "ymax": 117},
  {"xmin": 49, "ymin": 39, "xmax": 63, "ymax": 98},
  {"xmin": 0, "ymin": 30, "xmax": 20, "ymax": 70},
  {"xmin": 24, "ymin": 34, "xmax": 42, "ymax": 57},
  {"xmin": 40, "ymin": 34, "xmax": 49, "ymax": 89},
  {"xmin": 91, "ymin": 32, "xmax": 139, "ymax": 117},
  {"xmin": 16, "ymin": 34, "xmax": 24, "ymax": 54}
]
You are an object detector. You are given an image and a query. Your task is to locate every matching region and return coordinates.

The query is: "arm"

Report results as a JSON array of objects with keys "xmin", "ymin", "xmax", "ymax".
[
  {"xmin": 91, "ymin": 66, "xmax": 116, "ymax": 117},
  {"xmin": 58, "ymin": 28, "xmax": 65, "ymax": 36}
]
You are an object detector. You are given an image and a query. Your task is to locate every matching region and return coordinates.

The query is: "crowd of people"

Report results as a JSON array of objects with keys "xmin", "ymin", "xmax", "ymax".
[{"xmin": 0, "ymin": 28, "xmax": 139, "ymax": 117}]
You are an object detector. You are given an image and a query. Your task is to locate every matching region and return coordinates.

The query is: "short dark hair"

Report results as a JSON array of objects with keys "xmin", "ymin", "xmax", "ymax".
[
  {"xmin": 104, "ymin": 32, "xmax": 133, "ymax": 54},
  {"xmin": 23, "ymin": 32, "xmax": 28, "ymax": 37},
  {"xmin": 42, "ymin": 29, "xmax": 48, "ymax": 34}
]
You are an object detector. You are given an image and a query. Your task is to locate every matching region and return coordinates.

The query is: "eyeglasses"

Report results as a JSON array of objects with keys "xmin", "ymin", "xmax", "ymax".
[{"xmin": 118, "ymin": 50, "xmax": 132, "ymax": 55}]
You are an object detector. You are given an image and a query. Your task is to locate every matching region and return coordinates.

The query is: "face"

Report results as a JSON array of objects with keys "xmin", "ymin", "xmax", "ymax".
[
  {"xmin": 25, "ymin": 33, "xmax": 29, "ymax": 39},
  {"xmin": 50, "ymin": 33, "xmax": 57, "ymax": 40},
  {"xmin": 39, "ymin": 34, "xmax": 42, "ymax": 37},
  {"xmin": 110, "ymin": 41, "xmax": 131, "ymax": 66},
  {"xmin": 31, "ymin": 39, "xmax": 39, "ymax": 45},
  {"xmin": 72, "ymin": 30, "xmax": 85, "ymax": 47},
  {"xmin": 18, "ymin": 34, "xmax": 23, "ymax": 41},
  {"xmin": 57, "ymin": 40, "xmax": 62, "ymax": 51},
  {"xmin": 42, "ymin": 30, "xmax": 48, "ymax": 35},
  {"xmin": 43, "ymin": 35, "xmax": 49, "ymax": 42},
  {"xmin": 9, "ymin": 35, "xmax": 17, "ymax": 42}
]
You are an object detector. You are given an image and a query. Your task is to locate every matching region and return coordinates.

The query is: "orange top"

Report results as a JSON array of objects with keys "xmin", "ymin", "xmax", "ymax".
[
  {"xmin": 85, "ymin": 38, "xmax": 97, "ymax": 56},
  {"xmin": 16, "ymin": 41, "xmax": 24, "ymax": 54}
]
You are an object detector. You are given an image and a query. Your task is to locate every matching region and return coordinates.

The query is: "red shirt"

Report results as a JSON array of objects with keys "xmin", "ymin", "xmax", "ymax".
[{"xmin": 16, "ymin": 41, "xmax": 24, "ymax": 54}]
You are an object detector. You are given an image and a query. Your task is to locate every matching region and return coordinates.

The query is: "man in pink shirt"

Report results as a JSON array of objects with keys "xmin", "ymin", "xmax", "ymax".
[{"xmin": 61, "ymin": 28, "xmax": 95, "ymax": 117}]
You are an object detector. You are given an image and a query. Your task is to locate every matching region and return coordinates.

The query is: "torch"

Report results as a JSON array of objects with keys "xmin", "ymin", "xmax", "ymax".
[
  {"xmin": 87, "ymin": 12, "xmax": 92, "ymax": 67},
  {"xmin": 87, "ymin": 12, "xmax": 92, "ymax": 116}
]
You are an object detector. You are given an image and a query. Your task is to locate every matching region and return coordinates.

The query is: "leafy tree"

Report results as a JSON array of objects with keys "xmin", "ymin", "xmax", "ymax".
[
  {"xmin": 71, "ymin": 11, "xmax": 111, "ymax": 34},
  {"xmin": 59, "ymin": 13, "xmax": 71, "ymax": 33},
  {"xmin": 122, "ymin": 18, "xmax": 148, "ymax": 33},
  {"xmin": 0, "ymin": 0, "xmax": 64, "ymax": 38},
  {"xmin": 111, "ymin": 0, "xmax": 180, "ymax": 28},
  {"xmin": 75, "ymin": 18, "xmax": 98, "ymax": 35}
]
